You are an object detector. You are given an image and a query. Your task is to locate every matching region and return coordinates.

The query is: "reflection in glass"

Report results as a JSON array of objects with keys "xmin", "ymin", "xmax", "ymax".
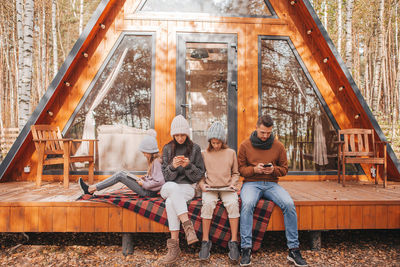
[
  {"xmin": 67, "ymin": 35, "xmax": 152, "ymax": 139},
  {"xmin": 259, "ymin": 39, "xmax": 343, "ymax": 172},
  {"xmin": 185, "ymin": 43, "xmax": 228, "ymax": 149},
  {"xmin": 140, "ymin": 0, "xmax": 273, "ymax": 17},
  {"xmin": 63, "ymin": 35, "xmax": 153, "ymax": 172}
]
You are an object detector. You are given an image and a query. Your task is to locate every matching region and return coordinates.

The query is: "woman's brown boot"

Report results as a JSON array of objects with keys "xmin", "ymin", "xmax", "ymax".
[
  {"xmin": 160, "ymin": 238, "xmax": 181, "ymax": 265},
  {"xmin": 182, "ymin": 220, "xmax": 199, "ymax": 245}
]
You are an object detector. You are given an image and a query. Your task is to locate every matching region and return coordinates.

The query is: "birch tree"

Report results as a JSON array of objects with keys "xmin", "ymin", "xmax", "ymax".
[
  {"xmin": 18, "ymin": 0, "xmax": 34, "ymax": 129},
  {"xmin": 371, "ymin": 0, "xmax": 385, "ymax": 111},
  {"xmin": 52, "ymin": 0, "xmax": 58, "ymax": 75},
  {"xmin": 322, "ymin": 0, "xmax": 327, "ymax": 30},
  {"xmin": 15, "ymin": 0, "xmax": 23, "ymax": 127},
  {"xmin": 344, "ymin": 0, "xmax": 354, "ymax": 69},
  {"xmin": 337, "ymin": 0, "xmax": 342, "ymax": 55},
  {"xmin": 79, "ymin": 0, "xmax": 84, "ymax": 35}
]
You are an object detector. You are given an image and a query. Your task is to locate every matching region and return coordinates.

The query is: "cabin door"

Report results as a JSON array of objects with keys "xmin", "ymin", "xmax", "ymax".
[{"xmin": 176, "ymin": 33, "xmax": 237, "ymax": 150}]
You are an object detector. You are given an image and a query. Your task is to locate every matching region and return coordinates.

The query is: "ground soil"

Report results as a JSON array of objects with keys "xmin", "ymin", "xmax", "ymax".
[{"xmin": 0, "ymin": 229, "xmax": 399, "ymax": 266}]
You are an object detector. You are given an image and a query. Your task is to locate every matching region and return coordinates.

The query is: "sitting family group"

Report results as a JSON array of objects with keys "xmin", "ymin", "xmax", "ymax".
[{"xmin": 78, "ymin": 114, "xmax": 308, "ymax": 267}]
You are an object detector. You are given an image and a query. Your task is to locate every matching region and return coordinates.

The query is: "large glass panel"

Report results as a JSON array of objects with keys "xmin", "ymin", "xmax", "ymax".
[
  {"xmin": 64, "ymin": 35, "xmax": 153, "ymax": 172},
  {"xmin": 185, "ymin": 42, "xmax": 228, "ymax": 149},
  {"xmin": 140, "ymin": 0, "xmax": 273, "ymax": 17},
  {"xmin": 259, "ymin": 38, "xmax": 342, "ymax": 172}
]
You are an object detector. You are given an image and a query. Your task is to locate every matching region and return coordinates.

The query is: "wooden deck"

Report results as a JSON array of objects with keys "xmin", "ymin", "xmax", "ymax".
[{"xmin": 0, "ymin": 181, "xmax": 399, "ymax": 233}]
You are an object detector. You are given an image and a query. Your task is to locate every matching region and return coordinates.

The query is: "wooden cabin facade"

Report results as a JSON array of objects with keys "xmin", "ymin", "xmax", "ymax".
[{"xmin": 0, "ymin": 0, "xmax": 399, "ymax": 236}]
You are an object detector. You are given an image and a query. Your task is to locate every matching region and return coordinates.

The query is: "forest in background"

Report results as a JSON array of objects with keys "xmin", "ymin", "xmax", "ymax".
[{"xmin": 0, "ymin": 0, "xmax": 399, "ymax": 156}]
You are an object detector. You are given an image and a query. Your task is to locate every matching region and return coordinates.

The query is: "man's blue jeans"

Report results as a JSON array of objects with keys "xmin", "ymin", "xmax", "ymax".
[{"xmin": 240, "ymin": 181, "xmax": 299, "ymax": 249}]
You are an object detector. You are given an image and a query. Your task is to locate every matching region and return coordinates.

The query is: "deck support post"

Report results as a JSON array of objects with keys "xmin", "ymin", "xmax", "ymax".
[
  {"xmin": 309, "ymin": 231, "xmax": 321, "ymax": 251},
  {"xmin": 122, "ymin": 233, "xmax": 134, "ymax": 255}
]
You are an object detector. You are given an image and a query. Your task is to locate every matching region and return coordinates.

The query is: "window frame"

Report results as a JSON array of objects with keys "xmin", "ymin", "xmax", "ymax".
[
  {"xmin": 64, "ymin": 32, "xmax": 156, "ymax": 135},
  {"xmin": 135, "ymin": 0, "xmax": 278, "ymax": 19},
  {"xmin": 257, "ymin": 35, "xmax": 362, "ymax": 175},
  {"xmin": 58, "ymin": 32, "xmax": 156, "ymax": 176},
  {"xmin": 176, "ymin": 33, "xmax": 238, "ymax": 151}
]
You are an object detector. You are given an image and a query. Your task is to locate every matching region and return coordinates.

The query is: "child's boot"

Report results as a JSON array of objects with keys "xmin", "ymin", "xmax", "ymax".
[{"xmin": 182, "ymin": 220, "xmax": 199, "ymax": 245}]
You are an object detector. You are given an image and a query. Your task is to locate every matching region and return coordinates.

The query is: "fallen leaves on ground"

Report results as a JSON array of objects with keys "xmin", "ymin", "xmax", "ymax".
[{"xmin": 0, "ymin": 230, "xmax": 399, "ymax": 266}]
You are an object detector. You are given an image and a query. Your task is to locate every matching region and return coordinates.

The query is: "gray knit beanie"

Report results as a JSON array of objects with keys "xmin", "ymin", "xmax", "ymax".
[
  {"xmin": 207, "ymin": 121, "xmax": 226, "ymax": 142},
  {"xmin": 139, "ymin": 131, "xmax": 159, "ymax": 153},
  {"xmin": 170, "ymin": 115, "xmax": 190, "ymax": 137}
]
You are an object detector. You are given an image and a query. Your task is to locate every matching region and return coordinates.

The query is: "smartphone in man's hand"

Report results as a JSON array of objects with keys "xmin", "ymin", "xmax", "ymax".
[{"xmin": 263, "ymin": 163, "xmax": 273, "ymax": 168}]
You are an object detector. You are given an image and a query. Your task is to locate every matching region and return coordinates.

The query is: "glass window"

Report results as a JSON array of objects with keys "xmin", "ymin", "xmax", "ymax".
[
  {"xmin": 259, "ymin": 38, "xmax": 346, "ymax": 172},
  {"xmin": 63, "ymin": 34, "xmax": 154, "ymax": 172},
  {"xmin": 140, "ymin": 0, "xmax": 274, "ymax": 17},
  {"xmin": 185, "ymin": 42, "xmax": 229, "ymax": 149}
]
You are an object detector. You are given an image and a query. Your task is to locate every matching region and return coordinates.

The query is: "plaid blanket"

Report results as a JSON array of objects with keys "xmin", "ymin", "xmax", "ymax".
[{"xmin": 78, "ymin": 188, "xmax": 275, "ymax": 251}]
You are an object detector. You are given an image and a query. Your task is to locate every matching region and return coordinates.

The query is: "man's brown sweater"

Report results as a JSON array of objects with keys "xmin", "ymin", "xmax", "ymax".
[{"xmin": 237, "ymin": 138, "xmax": 288, "ymax": 182}]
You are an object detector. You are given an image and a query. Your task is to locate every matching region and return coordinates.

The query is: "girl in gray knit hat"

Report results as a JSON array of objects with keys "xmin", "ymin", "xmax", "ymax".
[
  {"xmin": 198, "ymin": 121, "xmax": 241, "ymax": 262},
  {"xmin": 78, "ymin": 130, "xmax": 165, "ymax": 197}
]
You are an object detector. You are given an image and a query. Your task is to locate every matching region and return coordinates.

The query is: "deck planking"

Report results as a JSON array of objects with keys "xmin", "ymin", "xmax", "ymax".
[{"xmin": 0, "ymin": 180, "xmax": 399, "ymax": 232}]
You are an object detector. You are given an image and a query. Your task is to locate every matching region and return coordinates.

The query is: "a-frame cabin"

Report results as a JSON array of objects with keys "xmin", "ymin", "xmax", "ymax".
[{"xmin": 0, "ymin": 0, "xmax": 399, "ymax": 236}]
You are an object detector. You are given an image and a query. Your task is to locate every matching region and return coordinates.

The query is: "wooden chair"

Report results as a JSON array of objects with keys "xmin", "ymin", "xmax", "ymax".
[
  {"xmin": 31, "ymin": 125, "xmax": 97, "ymax": 188},
  {"xmin": 336, "ymin": 128, "xmax": 388, "ymax": 187}
]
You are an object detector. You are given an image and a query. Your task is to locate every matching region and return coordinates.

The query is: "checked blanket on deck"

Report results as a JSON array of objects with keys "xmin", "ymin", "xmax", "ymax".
[{"xmin": 78, "ymin": 188, "xmax": 275, "ymax": 251}]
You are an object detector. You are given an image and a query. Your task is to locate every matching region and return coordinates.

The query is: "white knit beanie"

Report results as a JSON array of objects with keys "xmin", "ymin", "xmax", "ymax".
[
  {"xmin": 170, "ymin": 115, "xmax": 190, "ymax": 137},
  {"xmin": 207, "ymin": 121, "xmax": 226, "ymax": 142},
  {"xmin": 138, "ymin": 130, "xmax": 159, "ymax": 153}
]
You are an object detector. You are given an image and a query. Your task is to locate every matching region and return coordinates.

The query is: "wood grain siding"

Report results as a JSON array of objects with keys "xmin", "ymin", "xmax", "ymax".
[
  {"xmin": 39, "ymin": 207, "xmax": 53, "ymax": 232},
  {"xmin": 0, "ymin": 203, "xmax": 399, "ymax": 233},
  {"xmin": 80, "ymin": 207, "xmax": 95, "ymax": 232},
  {"xmin": 0, "ymin": 207, "xmax": 10, "ymax": 231}
]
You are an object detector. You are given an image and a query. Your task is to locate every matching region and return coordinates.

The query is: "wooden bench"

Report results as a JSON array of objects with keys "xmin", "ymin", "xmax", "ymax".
[
  {"xmin": 336, "ymin": 128, "xmax": 388, "ymax": 187},
  {"xmin": 31, "ymin": 125, "xmax": 97, "ymax": 188},
  {"xmin": 0, "ymin": 127, "xmax": 19, "ymax": 160}
]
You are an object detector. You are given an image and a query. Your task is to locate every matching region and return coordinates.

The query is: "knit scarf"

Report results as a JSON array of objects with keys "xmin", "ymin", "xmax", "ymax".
[{"xmin": 250, "ymin": 131, "xmax": 275, "ymax": 150}]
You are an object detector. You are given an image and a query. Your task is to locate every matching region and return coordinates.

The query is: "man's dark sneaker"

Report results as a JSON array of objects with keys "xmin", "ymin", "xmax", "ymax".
[
  {"xmin": 240, "ymin": 248, "xmax": 251, "ymax": 266},
  {"xmin": 287, "ymin": 248, "xmax": 308, "ymax": 267},
  {"xmin": 228, "ymin": 241, "xmax": 240, "ymax": 261},
  {"xmin": 198, "ymin": 240, "xmax": 212, "ymax": 260},
  {"xmin": 78, "ymin": 177, "xmax": 92, "ymax": 195}
]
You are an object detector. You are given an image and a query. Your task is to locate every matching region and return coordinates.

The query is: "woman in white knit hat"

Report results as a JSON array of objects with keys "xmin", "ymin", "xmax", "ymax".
[
  {"xmin": 198, "ymin": 121, "xmax": 241, "ymax": 262},
  {"xmin": 159, "ymin": 115, "xmax": 205, "ymax": 265},
  {"xmin": 78, "ymin": 130, "xmax": 165, "ymax": 197}
]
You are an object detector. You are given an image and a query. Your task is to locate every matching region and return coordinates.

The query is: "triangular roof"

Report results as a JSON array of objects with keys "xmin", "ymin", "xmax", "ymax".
[{"xmin": 1, "ymin": 0, "xmax": 399, "ymax": 180}]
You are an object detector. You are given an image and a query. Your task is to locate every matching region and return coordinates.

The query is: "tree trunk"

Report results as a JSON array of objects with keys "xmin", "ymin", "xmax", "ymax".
[
  {"xmin": 345, "ymin": 0, "xmax": 354, "ymax": 69},
  {"xmin": 337, "ymin": 0, "xmax": 342, "ymax": 54},
  {"xmin": 52, "ymin": 0, "xmax": 58, "ymax": 76},
  {"xmin": 393, "ymin": 3, "xmax": 400, "ymax": 138},
  {"xmin": 18, "ymin": 0, "xmax": 34, "ymax": 130},
  {"xmin": 57, "ymin": 3, "xmax": 66, "ymax": 60},
  {"xmin": 79, "ymin": 0, "xmax": 84, "ymax": 35},
  {"xmin": 371, "ymin": 0, "xmax": 385, "ymax": 112},
  {"xmin": 364, "ymin": 45, "xmax": 369, "ymax": 98},
  {"xmin": 322, "ymin": 0, "xmax": 327, "ymax": 29},
  {"xmin": 41, "ymin": 4, "xmax": 46, "ymax": 97},
  {"xmin": 16, "ymin": 0, "xmax": 24, "ymax": 127}
]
